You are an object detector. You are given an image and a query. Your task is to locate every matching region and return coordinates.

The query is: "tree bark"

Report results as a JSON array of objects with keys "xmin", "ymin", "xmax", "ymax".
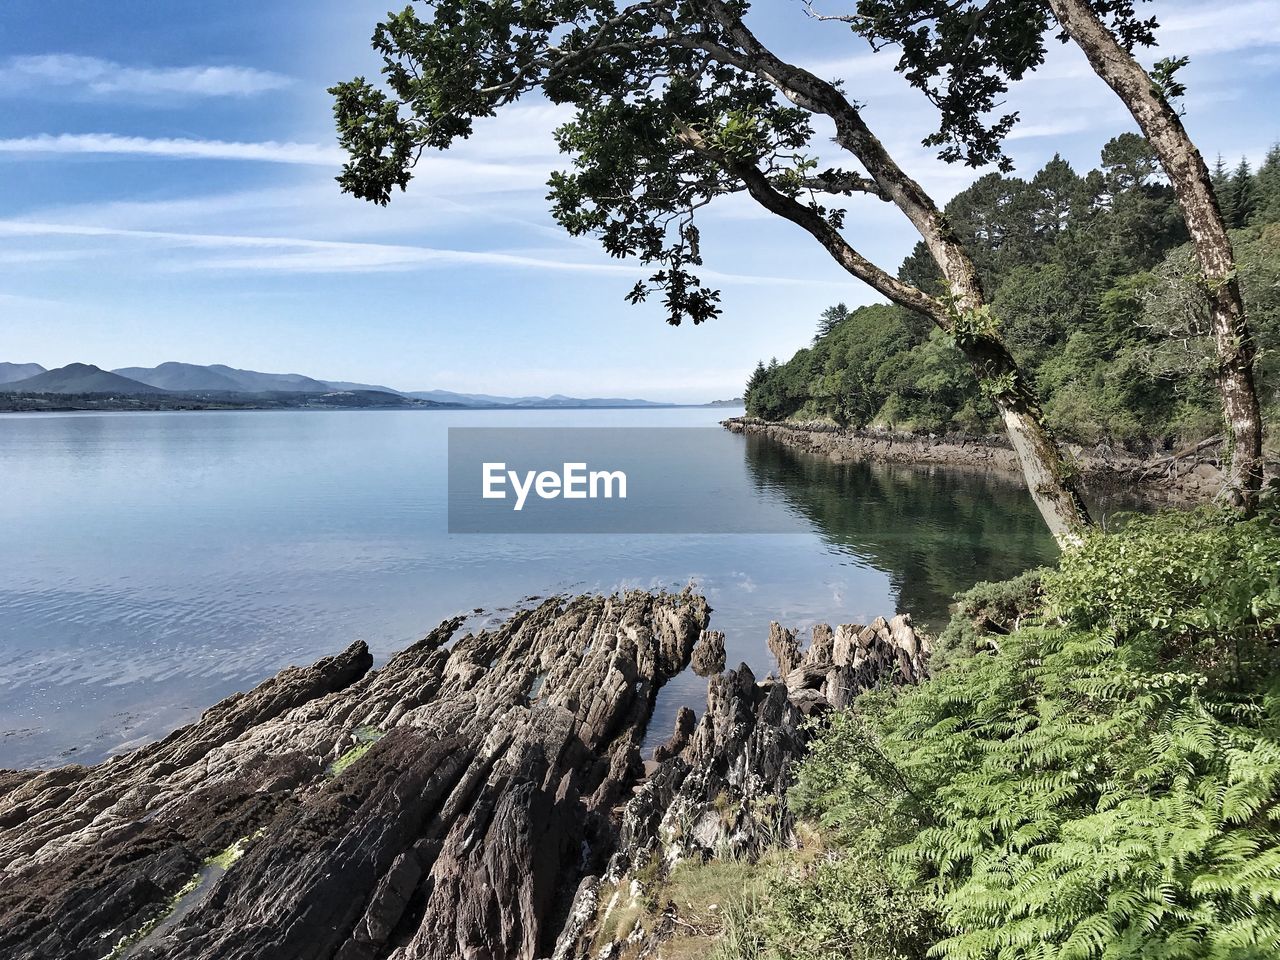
[{"xmin": 1046, "ymin": 0, "xmax": 1264, "ymax": 512}]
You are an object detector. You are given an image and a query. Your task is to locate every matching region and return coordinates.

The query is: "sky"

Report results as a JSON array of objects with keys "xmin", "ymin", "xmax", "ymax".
[{"xmin": 0, "ymin": 1, "xmax": 1277, "ymax": 402}]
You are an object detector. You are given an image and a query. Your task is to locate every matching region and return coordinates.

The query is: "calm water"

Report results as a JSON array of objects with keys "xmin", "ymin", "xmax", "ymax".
[{"xmin": 0, "ymin": 407, "xmax": 1062, "ymax": 768}]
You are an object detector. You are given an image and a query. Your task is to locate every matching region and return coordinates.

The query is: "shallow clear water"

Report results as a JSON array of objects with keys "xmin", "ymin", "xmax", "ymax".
[{"xmin": 0, "ymin": 407, "xmax": 1062, "ymax": 768}]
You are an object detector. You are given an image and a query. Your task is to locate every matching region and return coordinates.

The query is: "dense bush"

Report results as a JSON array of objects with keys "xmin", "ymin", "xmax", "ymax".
[
  {"xmin": 745, "ymin": 140, "xmax": 1280, "ymax": 449},
  {"xmin": 932, "ymin": 568, "xmax": 1046, "ymax": 667},
  {"xmin": 751, "ymin": 847, "xmax": 940, "ymax": 960},
  {"xmin": 785, "ymin": 507, "xmax": 1280, "ymax": 959}
]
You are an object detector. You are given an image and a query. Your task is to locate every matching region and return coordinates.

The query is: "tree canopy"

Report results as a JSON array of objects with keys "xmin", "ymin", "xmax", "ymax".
[
  {"xmin": 814, "ymin": 0, "xmax": 1267, "ymax": 508},
  {"xmin": 805, "ymin": 0, "xmax": 1166, "ymax": 170},
  {"xmin": 332, "ymin": 0, "xmax": 896, "ymax": 326},
  {"xmin": 747, "ymin": 139, "xmax": 1280, "ymax": 450}
]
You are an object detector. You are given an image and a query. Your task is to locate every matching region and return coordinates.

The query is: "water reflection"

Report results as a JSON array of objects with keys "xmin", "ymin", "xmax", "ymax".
[
  {"xmin": 1, "ymin": 409, "xmax": 1122, "ymax": 768},
  {"xmin": 741, "ymin": 435, "xmax": 1060, "ymax": 624}
]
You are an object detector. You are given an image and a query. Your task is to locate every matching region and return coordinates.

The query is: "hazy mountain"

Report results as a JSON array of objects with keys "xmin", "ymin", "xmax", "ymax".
[
  {"xmin": 407, "ymin": 390, "xmax": 538, "ymax": 406},
  {"xmin": 406, "ymin": 390, "xmax": 667, "ymax": 408},
  {"xmin": 113, "ymin": 362, "xmax": 248, "ymax": 392},
  {"xmin": 205, "ymin": 365, "xmax": 334, "ymax": 393},
  {"xmin": 0, "ymin": 362, "xmax": 45, "ymax": 384},
  {"xmin": 0, "ymin": 363, "xmax": 168, "ymax": 394},
  {"xmin": 322, "ymin": 380, "xmax": 404, "ymax": 395},
  {"xmin": 5, "ymin": 359, "xmax": 672, "ymax": 406},
  {"xmin": 114, "ymin": 363, "xmax": 333, "ymax": 394},
  {"xmin": 518, "ymin": 394, "xmax": 664, "ymax": 408}
]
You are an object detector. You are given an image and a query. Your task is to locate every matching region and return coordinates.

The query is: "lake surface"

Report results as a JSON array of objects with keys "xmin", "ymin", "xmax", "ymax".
[{"xmin": 0, "ymin": 407, "xmax": 1062, "ymax": 768}]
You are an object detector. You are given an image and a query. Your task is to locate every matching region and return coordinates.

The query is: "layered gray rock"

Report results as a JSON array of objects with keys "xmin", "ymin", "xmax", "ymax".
[
  {"xmin": 562, "ymin": 614, "xmax": 931, "ymax": 958},
  {"xmin": 0, "ymin": 591, "xmax": 708, "ymax": 960},
  {"xmin": 0, "ymin": 595, "xmax": 929, "ymax": 960}
]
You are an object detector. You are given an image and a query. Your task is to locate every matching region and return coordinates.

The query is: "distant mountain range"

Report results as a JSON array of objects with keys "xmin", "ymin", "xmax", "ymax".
[
  {"xmin": 0, "ymin": 362, "xmax": 45, "ymax": 384},
  {"xmin": 0, "ymin": 363, "xmax": 170, "ymax": 395},
  {"xmin": 112, "ymin": 362, "xmax": 333, "ymax": 394},
  {"xmin": 0, "ymin": 361, "xmax": 686, "ymax": 408}
]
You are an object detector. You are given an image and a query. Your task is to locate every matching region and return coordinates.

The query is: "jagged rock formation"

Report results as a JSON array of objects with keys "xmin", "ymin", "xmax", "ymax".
[
  {"xmin": 0, "ymin": 595, "xmax": 929, "ymax": 960},
  {"xmin": 557, "ymin": 614, "xmax": 930, "ymax": 959},
  {"xmin": 689, "ymin": 630, "xmax": 725, "ymax": 677},
  {"xmin": 0, "ymin": 591, "xmax": 708, "ymax": 960}
]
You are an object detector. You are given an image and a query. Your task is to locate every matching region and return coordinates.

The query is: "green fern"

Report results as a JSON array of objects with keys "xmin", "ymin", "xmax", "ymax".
[{"xmin": 791, "ymin": 507, "xmax": 1280, "ymax": 960}]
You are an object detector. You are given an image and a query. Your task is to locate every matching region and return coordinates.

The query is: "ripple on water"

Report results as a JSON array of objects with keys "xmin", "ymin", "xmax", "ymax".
[{"xmin": 0, "ymin": 409, "xmax": 1061, "ymax": 768}]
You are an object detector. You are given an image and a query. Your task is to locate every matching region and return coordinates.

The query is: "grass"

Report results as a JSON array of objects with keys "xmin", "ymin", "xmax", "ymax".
[{"xmin": 589, "ymin": 830, "xmax": 829, "ymax": 959}]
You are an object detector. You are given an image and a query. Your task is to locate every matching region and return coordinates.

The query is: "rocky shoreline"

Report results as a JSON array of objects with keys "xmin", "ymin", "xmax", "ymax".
[
  {"xmin": 723, "ymin": 417, "xmax": 1278, "ymax": 504},
  {"xmin": 0, "ymin": 591, "xmax": 927, "ymax": 960}
]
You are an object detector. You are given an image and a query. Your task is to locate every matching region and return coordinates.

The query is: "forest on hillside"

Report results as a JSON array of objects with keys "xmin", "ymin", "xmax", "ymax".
[{"xmin": 745, "ymin": 136, "xmax": 1280, "ymax": 452}]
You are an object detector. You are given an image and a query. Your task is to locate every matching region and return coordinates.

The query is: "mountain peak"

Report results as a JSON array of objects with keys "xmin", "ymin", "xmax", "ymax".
[{"xmin": 0, "ymin": 363, "xmax": 167, "ymax": 395}]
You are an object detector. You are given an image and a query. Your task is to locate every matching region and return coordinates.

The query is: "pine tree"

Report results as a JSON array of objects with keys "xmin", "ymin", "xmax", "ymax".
[
  {"xmin": 814, "ymin": 303, "xmax": 850, "ymax": 343},
  {"xmin": 1228, "ymin": 157, "xmax": 1256, "ymax": 228},
  {"xmin": 1251, "ymin": 144, "xmax": 1280, "ymax": 225},
  {"xmin": 1212, "ymin": 154, "xmax": 1237, "ymax": 227}
]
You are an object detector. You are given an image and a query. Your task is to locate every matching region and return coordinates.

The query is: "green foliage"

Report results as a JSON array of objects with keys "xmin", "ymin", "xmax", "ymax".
[
  {"xmin": 840, "ymin": 1, "xmax": 1161, "ymax": 171},
  {"xmin": 1150, "ymin": 56, "xmax": 1191, "ymax": 106},
  {"xmin": 745, "ymin": 302, "xmax": 981, "ymax": 429},
  {"xmin": 753, "ymin": 850, "xmax": 940, "ymax": 960},
  {"xmin": 1253, "ymin": 146, "xmax": 1280, "ymax": 226},
  {"xmin": 792, "ymin": 508, "xmax": 1280, "ymax": 959},
  {"xmin": 332, "ymin": 1, "xmax": 848, "ymax": 327},
  {"xmin": 934, "ymin": 568, "xmax": 1047, "ymax": 666},
  {"xmin": 1141, "ymin": 222, "xmax": 1280, "ymax": 446},
  {"xmin": 748, "ymin": 140, "xmax": 1280, "ymax": 447}
]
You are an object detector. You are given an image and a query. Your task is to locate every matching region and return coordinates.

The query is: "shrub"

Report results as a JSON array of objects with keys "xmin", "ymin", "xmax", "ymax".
[
  {"xmin": 794, "ymin": 507, "xmax": 1280, "ymax": 959},
  {"xmin": 933, "ymin": 568, "xmax": 1047, "ymax": 666}
]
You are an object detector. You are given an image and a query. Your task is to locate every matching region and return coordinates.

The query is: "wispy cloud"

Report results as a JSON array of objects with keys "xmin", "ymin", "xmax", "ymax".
[
  {"xmin": 1005, "ymin": 115, "xmax": 1117, "ymax": 141},
  {"xmin": 0, "ymin": 133, "xmax": 340, "ymax": 164},
  {"xmin": 0, "ymin": 133, "xmax": 559, "ymax": 201},
  {"xmin": 0, "ymin": 219, "xmax": 860, "ymax": 290},
  {"xmin": 1156, "ymin": 2, "xmax": 1280, "ymax": 56},
  {"xmin": 0, "ymin": 54, "xmax": 292, "ymax": 98}
]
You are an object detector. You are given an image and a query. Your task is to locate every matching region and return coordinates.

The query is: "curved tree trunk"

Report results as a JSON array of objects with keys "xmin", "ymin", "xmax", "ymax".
[
  {"xmin": 1046, "ymin": 0, "xmax": 1264, "ymax": 513},
  {"xmin": 722, "ymin": 150, "xmax": 1092, "ymax": 547},
  {"xmin": 700, "ymin": 0, "xmax": 1094, "ymax": 548},
  {"xmin": 963, "ymin": 332, "xmax": 1093, "ymax": 547}
]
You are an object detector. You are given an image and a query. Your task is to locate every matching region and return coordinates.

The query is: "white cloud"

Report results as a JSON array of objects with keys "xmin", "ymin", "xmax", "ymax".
[
  {"xmin": 0, "ymin": 54, "xmax": 292, "ymax": 98},
  {"xmin": 0, "ymin": 219, "xmax": 861, "ymax": 290},
  {"xmin": 1005, "ymin": 116, "xmax": 1110, "ymax": 141},
  {"xmin": 0, "ymin": 133, "xmax": 341, "ymax": 164},
  {"xmin": 1156, "ymin": 2, "xmax": 1280, "ymax": 56},
  {"xmin": 0, "ymin": 132, "xmax": 558, "ymax": 202}
]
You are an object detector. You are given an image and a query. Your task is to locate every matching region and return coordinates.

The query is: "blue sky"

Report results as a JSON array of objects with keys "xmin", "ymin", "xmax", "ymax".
[{"xmin": 1, "ymin": 1, "xmax": 1277, "ymax": 402}]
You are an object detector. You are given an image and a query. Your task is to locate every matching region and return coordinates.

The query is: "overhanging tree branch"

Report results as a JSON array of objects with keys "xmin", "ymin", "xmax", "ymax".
[{"xmin": 331, "ymin": 0, "xmax": 1093, "ymax": 545}]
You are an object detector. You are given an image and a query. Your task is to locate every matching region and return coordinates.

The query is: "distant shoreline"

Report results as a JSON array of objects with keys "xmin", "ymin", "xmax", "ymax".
[
  {"xmin": 0, "ymin": 393, "xmax": 743, "ymax": 414},
  {"xmin": 721, "ymin": 416, "xmax": 1279, "ymax": 505}
]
